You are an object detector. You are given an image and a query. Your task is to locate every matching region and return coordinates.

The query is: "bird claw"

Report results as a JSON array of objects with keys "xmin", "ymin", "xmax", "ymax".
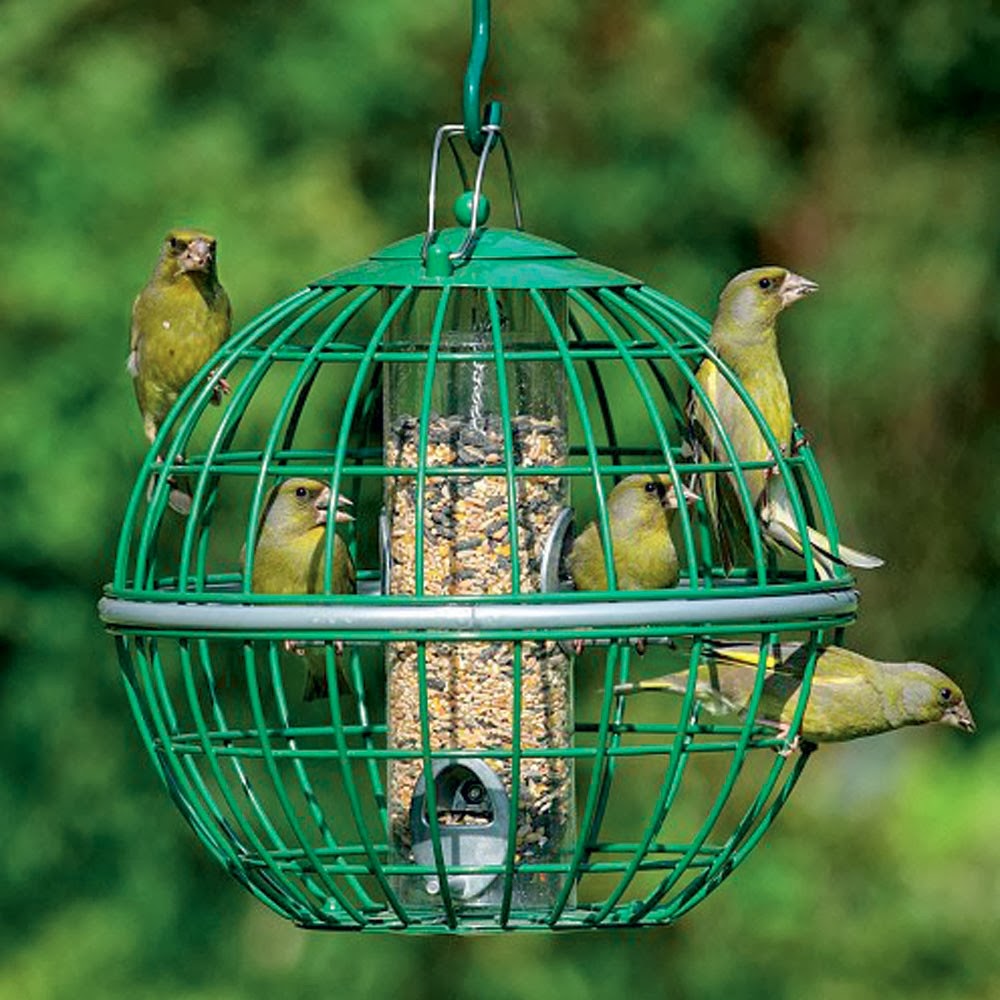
[
  {"xmin": 209, "ymin": 372, "xmax": 231, "ymax": 405},
  {"xmin": 790, "ymin": 426, "xmax": 811, "ymax": 456},
  {"xmin": 761, "ymin": 719, "xmax": 814, "ymax": 757},
  {"xmin": 571, "ymin": 638, "xmax": 586, "ymax": 657},
  {"xmin": 634, "ymin": 637, "xmax": 648, "ymax": 656},
  {"xmin": 283, "ymin": 638, "xmax": 345, "ymax": 658}
]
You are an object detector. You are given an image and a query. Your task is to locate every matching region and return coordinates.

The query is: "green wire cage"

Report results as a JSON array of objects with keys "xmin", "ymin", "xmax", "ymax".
[{"xmin": 99, "ymin": 2, "xmax": 859, "ymax": 933}]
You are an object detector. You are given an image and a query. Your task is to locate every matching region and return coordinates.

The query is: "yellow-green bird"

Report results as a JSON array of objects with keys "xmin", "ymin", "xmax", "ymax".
[
  {"xmin": 617, "ymin": 641, "xmax": 975, "ymax": 750},
  {"xmin": 249, "ymin": 478, "xmax": 356, "ymax": 701},
  {"xmin": 688, "ymin": 266, "xmax": 882, "ymax": 578},
  {"xmin": 568, "ymin": 474, "xmax": 696, "ymax": 592},
  {"xmin": 128, "ymin": 229, "xmax": 232, "ymax": 513}
]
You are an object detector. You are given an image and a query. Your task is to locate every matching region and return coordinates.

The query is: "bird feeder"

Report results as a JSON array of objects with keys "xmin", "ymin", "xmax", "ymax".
[{"xmin": 99, "ymin": 0, "xmax": 858, "ymax": 932}]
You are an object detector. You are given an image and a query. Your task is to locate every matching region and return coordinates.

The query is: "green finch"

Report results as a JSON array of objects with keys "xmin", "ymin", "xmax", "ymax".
[
  {"xmin": 616, "ymin": 641, "xmax": 975, "ymax": 750},
  {"xmin": 128, "ymin": 229, "xmax": 232, "ymax": 513},
  {"xmin": 688, "ymin": 266, "xmax": 882, "ymax": 579},
  {"xmin": 249, "ymin": 478, "xmax": 356, "ymax": 701},
  {"xmin": 568, "ymin": 473, "xmax": 696, "ymax": 592}
]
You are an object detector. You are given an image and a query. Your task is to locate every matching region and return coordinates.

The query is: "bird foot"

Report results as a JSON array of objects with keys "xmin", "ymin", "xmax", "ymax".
[
  {"xmin": 634, "ymin": 637, "xmax": 648, "ymax": 656},
  {"xmin": 790, "ymin": 426, "xmax": 811, "ymax": 456},
  {"xmin": 759, "ymin": 718, "xmax": 795, "ymax": 755},
  {"xmin": 283, "ymin": 639, "xmax": 308, "ymax": 657},
  {"xmin": 760, "ymin": 719, "xmax": 814, "ymax": 757},
  {"xmin": 571, "ymin": 638, "xmax": 586, "ymax": 656},
  {"xmin": 209, "ymin": 372, "xmax": 231, "ymax": 405}
]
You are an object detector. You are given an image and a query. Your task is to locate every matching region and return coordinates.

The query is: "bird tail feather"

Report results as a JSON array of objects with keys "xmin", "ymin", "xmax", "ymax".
[
  {"xmin": 761, "ymin": 483, "xmax": 883, "ymax": 579},
  {"xmin": 613, "ymin": 674, "xmax": 688, "ymax": 697}
]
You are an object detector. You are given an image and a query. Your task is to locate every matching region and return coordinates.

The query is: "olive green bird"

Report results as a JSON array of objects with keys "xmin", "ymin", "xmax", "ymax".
[
  {"xmin": 568, "ymin": 474, "xmax": 697, "ymax": 592},
  {"xmin": 688, "ymin": 266, "xmax": 882, "ymax": 579},
  {"xmin": 249, "ymin": 478, "xmax": 356, "ymax": 701},
  {"xmin": 616, "ymin": 641, "xmax": 975, "ymax": 751},
  {"xmin": 128, "ymin": 229, "xmax": 232, "ymax": 514}
]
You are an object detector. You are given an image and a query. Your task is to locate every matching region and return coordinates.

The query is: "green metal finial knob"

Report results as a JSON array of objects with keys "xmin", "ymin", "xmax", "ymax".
[
  {"xmin": 424, "ymin": 242, "xmax": 454, "ymax": 278},
  {"xmin": 454, "ymin": 191, "xmax": 491, "ymax": 227}
]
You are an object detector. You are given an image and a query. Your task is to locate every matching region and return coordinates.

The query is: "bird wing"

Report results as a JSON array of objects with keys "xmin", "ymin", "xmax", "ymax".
[
  {"xmin": 567, "ymin": 520, "xmax": 607, "ymax": 591},
  {"xmin": 760, "ymin": 478, "xmax": 884, "ymax": 579},
  {"xmin": 688, "ymin": 361, "xmax": 742, "ymax": 571},
  {"xmin": 127, "ymin": 292, "xmax": 143, "ymax": 376}
]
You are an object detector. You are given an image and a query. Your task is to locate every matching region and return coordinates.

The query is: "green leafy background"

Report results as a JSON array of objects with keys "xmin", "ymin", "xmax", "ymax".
[{"xmin": 2, "ymin": 2, "xmax": 998, "ymax": 996}]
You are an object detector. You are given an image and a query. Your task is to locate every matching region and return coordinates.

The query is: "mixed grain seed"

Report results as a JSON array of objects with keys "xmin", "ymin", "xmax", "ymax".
[{"xmin": 385, "ymin": 413, "xmax": 573, "ymax": 877}]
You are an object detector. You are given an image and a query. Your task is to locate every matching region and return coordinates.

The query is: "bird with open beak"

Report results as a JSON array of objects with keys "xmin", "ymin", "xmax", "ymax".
[
  {"xmin": 616, "ymin": 641, "xmax": 975, "ymax": 753},
  {"xmin": 688, "ymin": 266, "xmax": 883, "ymax": 579},
  {"xmin": 568, "ymin": 473, "xmax": 698, "ymax": 592},
  {"xmin": 248, "ymin": 478, "xmax": 356, "ymax": 701}
]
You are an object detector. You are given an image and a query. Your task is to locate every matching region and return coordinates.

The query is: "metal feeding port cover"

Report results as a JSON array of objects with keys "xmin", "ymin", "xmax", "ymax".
[{"xmin": 410, "ymin": 757, "xmax": 511, "ymax": 902}]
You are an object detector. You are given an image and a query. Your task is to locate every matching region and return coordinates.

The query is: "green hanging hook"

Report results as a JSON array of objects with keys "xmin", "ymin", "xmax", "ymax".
[{"xmin": 463, "ymin": 0, "xmax": 501, "ymax": 153}]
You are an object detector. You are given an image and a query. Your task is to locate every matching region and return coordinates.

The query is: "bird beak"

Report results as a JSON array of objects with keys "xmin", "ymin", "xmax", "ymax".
[
  {"xmin": 779, "ymin": 271, "xmax": 819, "ymax": 306},
  {"xmin": 180, "ymin": 238, "xmax": 213, "ymax": 272},
  {"xmin": 943, "ymin": 700, "xmax": 976, "ymax": 734},
  {"xmin": 334, "ymin": 494, "xmax": 354, "ymax": 524},
  {"xmin": 660, "ymin": 477, "xmax": 700, "ymax": 510},
  {"xmin": 314, "ymin": 488, "xmax": 354, "ymax": 526}
]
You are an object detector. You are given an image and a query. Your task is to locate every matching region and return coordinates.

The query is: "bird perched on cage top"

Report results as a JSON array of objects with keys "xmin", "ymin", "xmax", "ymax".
[
  {"xmin": 616, "ymin": 641, "xmax": 975, "ymax": 751},
  {"xmin": 249, "ymin": 478, "xmax": 356, "ymax": 702},
  {"xmin": 568, "ymin": 473, "xmax": 697, "ymax": 593},
  {"xmin": 128, "ymin": 229, "xmax": 232, "ymax": 514},
  {"xmin": 688, "ymin": 266, "xmax": 883, "ymax": 579}
]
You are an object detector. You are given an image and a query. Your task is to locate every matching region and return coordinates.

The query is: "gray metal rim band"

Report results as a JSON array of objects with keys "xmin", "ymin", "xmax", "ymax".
[{"xmin": 98, "ymin": 589, "xmax": 858, "ymax": 633}]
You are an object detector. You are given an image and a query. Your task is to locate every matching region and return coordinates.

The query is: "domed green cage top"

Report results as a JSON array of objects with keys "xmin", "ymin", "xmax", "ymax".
[{"xmin": 99, "ymin": 1, "xmax": 859, "ymax": 933}]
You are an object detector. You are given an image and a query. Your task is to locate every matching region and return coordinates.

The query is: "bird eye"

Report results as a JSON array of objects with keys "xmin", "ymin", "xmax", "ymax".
[
  {"xmin": 295, "ymin": 486, "xmax": 308, "ymax": 499},
  {"xmin": 758, "ymin": 277, "xmax": 772, "ymax": 289},
  {"xmin": 939, "ymin": 687, "xmax": 953, "ymax": 703},
  {"xmin": 169, "ymin": 237, "xmax": 179, "ymax": 250},
  {"xmin": 644, "ymin": 482, "xmax": 657, "ymax": 494}
]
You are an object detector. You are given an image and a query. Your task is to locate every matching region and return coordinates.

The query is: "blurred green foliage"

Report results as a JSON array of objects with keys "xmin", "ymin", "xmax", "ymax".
[{"xmin": 1, "ymin": 1, "xmax": 998, "ymax": 997}]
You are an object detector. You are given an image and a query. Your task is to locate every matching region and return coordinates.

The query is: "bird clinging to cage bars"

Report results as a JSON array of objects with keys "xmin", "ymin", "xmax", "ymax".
[
  {"xmin": 688, "ymin": 266, "xmax": 883, "ymax": 579},
  {"xmin": 127, "ymin": 228, "xmax": 232, "ymax": 514},
  {"xmin": 617, "ymin": 640, "xmax": 975, "ymax": 752}
]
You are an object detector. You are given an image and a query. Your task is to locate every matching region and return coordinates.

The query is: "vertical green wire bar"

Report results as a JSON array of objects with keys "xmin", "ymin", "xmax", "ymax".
[
  {"xmin": 486, "ymin": 289, "xmax": 526, "ymax": 925},
  {"xmin": 528, "ymin": 288, "xmax": 618, "ymax": 924},
  {"xmin": 412, "ymin": 287, "xmax": 459, "ymax": 927}
]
